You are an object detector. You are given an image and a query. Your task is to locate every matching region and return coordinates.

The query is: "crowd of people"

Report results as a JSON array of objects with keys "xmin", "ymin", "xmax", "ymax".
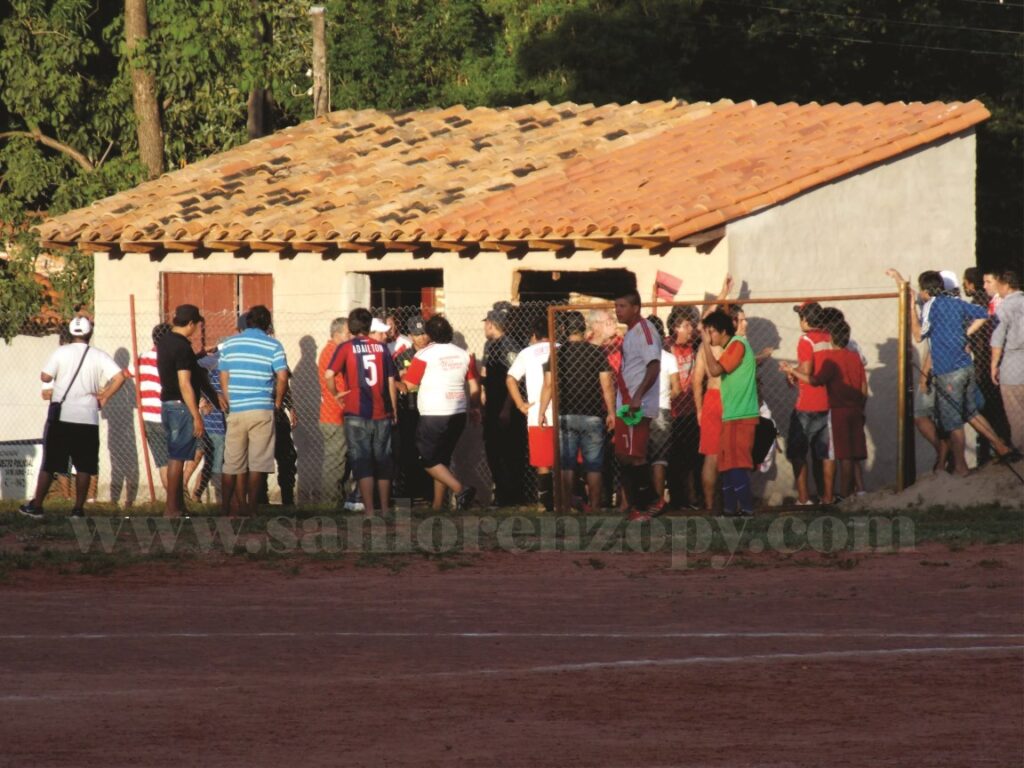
[
  {"xmin": 16, "ymin": 265, "xmax": 1023, "ymax": 521},
  {"xmin": 886, "ymin": 266, "xmax": 1023, "ymax": 476}
]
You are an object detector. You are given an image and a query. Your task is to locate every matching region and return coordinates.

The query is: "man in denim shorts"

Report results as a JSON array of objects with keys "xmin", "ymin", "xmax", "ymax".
[
  {"xmin": 912, "ymin": 271, "xmax": 1019, "ymax": 474},
  {"xmin": 539, "ymin": 311, "xmax": 615, "ymax": 513},
  {"xmin": 156, "ymin": 305, "xmax": 211, "ymax": 518},
  {"xmin": 785, "ymin": 302, "xmax": 833, "ymax": 505},
  {"xmin": 324, "ymin": 307, "xmax": 398, "ymax": 517}
]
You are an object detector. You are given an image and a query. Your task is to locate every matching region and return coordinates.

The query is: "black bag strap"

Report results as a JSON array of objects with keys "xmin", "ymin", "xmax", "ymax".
[{"xmin": 58, "ymin": 346, "xmax": 90, "ymax": 405}]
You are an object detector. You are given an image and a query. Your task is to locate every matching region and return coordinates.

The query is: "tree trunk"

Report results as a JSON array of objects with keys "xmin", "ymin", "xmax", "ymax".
[
  {"xmin": 247, "ymin": 3, "xmax": 272, "ymax": 139},
  {"xmin": 124, "ymin": 0, "xmax": 164, "ymax": 178}
]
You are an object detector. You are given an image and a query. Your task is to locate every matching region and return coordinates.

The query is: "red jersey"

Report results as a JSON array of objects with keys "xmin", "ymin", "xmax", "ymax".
[
  {"xmin": 318, "ymin": 341, "xmax": 343, "ymax": 425},
  {"xmin": 670, "ymin": 342, "xmax": 698, "ymax": 417},
  {"xmin": 603, "ymin": 335, "xmax": 623, "ymax": 374},
  {"xmin": 326, "ymin": 336, "xmax": 396, "ymax": 419},
  {"xmin": 795, "ymin": 330, "xmax": 831, "ymax": 412},
  {"xmin": 812, "ymin": 348, "xmax": 866, "ymax": 410}
]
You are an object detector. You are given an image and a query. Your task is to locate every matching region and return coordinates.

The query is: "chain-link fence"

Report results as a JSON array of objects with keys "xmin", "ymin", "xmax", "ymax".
[
  {"xmin": 0, "ymin": 302, "xmax": 559, "ymax": 510},
  {"xmin": 1, "ymin": 294, "xmax": 911, "ymax": 511},
  {"xmin": 547, "ymin": 294, "xmax": 904, "ymax": 512}
]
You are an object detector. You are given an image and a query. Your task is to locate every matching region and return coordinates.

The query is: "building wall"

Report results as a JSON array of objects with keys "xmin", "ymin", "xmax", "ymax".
[
  {"xmin": 0, "ymin": 333, "xmax": 60, "ymax": 442},
  {"xmin": 727, "ymin": 132, "xmax": 978, "ymax": 502},
  {"xmin": 89, "ymin": 239, "xmax": 729, "ymax": 505}
]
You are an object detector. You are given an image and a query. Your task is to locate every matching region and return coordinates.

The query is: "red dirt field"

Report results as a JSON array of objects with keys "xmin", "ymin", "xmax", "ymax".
[{"xmin": 1, "ymin": 544, "xmax": 1022, "ymax": 768}]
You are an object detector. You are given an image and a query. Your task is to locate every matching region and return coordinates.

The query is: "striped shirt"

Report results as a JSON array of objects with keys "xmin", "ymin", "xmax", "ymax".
[
  {"xmin": 198, "ymin": 353, "xmax": 227, "ymax": 435},
  {"xmin": 326, "ymin": 336, "xmax": 396, "ymax": 420},
  {"xmin": 219, "ymin": 329, "xmax": 288, "ymax": 412},
  {"xmin": 137, "ymin": 347, "xmax": 162, "ymax": 423}
]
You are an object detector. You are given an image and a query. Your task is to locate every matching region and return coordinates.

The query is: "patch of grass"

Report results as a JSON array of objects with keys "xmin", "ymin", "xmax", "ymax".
[
  {"xmin": 0, "ymin": 502, "xmax": 1019, "ymax": 578},
  {"xmin": 976, "ymin": 559, "xmax": 1006, "ymax": 569}
]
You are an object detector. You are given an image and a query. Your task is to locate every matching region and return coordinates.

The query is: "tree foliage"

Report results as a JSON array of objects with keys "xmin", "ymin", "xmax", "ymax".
[{"xmin": 0, "ymin": 0, "xmax": 1021, "ymax": 340}]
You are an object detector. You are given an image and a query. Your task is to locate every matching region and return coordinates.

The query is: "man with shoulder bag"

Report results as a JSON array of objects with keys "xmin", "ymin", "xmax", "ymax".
[{"xmin": 20, "ymin": 317, "xmax": 127, "ymax": 519}]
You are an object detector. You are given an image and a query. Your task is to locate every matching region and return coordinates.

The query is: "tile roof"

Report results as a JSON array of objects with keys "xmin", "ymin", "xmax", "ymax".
[{"xmin": 39, "ymin": 98, "xmax": 989, "ymax": 253}]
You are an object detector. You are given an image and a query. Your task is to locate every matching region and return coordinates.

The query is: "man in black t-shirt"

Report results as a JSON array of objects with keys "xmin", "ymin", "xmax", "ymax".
[
  {"xmin": 480, "ymin": 308, "xmax": 525, "ymax": 506},
  {"xmin": 156, "ymin": 304, "xmax": 221, "ymax": 518},
  {"xmin": 394, "ymin": 315, "xmax": 432, "ymax": 502},
  {"xmin": 538, "ymin": 311, "xmax": 616, "ymax": 512}
]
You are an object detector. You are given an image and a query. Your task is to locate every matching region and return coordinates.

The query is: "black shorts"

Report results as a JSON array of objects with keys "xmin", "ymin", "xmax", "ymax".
[
  {"xmin": 42, "ymin": 420, "xmax": 100, "ymax": 475},
  {"xmin": 416, "ymin": 414, "xmax": 467, "ymax": 469}
]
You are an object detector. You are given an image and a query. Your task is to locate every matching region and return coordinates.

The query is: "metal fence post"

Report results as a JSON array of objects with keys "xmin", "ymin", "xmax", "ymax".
[
  {"xmin": 896, "ymin": 281, "xmax": 915, "ymax": 491},
  {"xmin": 547, "ymin": 305, "xmax": 565, "ymax": 513}
]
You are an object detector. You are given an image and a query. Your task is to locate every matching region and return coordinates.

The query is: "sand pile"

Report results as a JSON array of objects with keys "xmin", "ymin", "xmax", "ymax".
[{"xmin": 841, "ymin": 460, "xmax": 1024, "ymax": 512}]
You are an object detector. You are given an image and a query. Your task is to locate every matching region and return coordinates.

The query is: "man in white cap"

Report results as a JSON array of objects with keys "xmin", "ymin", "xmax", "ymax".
[{"xmin": 20, "ymin": 316, "xmax": 127, "ymax": 518}]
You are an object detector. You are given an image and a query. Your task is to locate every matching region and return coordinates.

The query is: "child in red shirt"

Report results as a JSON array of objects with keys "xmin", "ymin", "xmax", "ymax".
[{"xmin": 781, "ymin": 321, "xmax": 868, "ymax": 500}]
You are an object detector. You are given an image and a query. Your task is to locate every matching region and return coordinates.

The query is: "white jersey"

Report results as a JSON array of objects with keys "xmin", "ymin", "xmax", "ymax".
[
  {"xmin": 507, "ymin": 341, "xmax": 553, "ymax": 427},
  {"xmin": 42, "ymin": 343, "xmax": 122, "ymax": 425},
  {"xmin": 403, "ymin": 343, "xmax": 477, "ymax": 416},
  {"xmin": 617, "ymin": 318, "xmax": 662, "ymax": 418},
  {"xmin": 658, "ymin": 349, "xmax": 679, "ymax": 411}
]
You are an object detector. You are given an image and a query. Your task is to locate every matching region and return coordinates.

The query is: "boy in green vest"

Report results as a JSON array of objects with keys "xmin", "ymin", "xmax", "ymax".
[{"xmin": 700, "ymin": 309, "xmax": 759, "ymax": 516}]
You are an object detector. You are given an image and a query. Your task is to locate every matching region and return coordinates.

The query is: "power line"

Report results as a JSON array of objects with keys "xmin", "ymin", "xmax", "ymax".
[
  {"xmin": 943, "ymin": 0, "xmax": 1024, "ymax": 9},
  {"xmin": 682, "ymin": 14, "xmax": 1024, "ymax": 57},
  {"xmin": 710, "ymin": 0, "xmax": 1024, "ymax": 36}
]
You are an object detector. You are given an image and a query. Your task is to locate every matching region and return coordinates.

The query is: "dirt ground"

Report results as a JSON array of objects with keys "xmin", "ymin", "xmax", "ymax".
[
  {"xmin": 841, "ymin": 460, "xmax": 1024, "ymax": 512},
  {"xmin": 1, "ymin": 543, "xmax": 1021, "ymax": 768}
]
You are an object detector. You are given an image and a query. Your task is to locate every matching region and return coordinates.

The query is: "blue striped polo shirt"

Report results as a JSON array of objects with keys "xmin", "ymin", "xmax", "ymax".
[{"xmin": 218, "ymin": 328, "xmax": 288, "ymax": 412}]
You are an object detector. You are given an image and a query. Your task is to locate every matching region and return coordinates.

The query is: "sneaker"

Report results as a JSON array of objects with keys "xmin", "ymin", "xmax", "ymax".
[
  {"xmin": 647, "ymin": 499, "xmax": 668, "ymax": 518},
  {"xmin": 69, "ymin": 508, "xmax": 86, "ymax": 518},
  {"xmin": 18, "ymin": 502, "xmax": 43, "ymax": 519},
  {"xmin": 454, "ymin": 486, "xmax": 476, "ymax": 512},
  {"xmin": 343, "ymin": 497, "xmax": 365, "ymax": 513},
  {"xmin": 739, "ymin": 508, "xmax": 755, "ymax": 517},
  {"xmin": 997, "ymin": 449, "xmax": 1023, "ymax": 465},
  {"xmin": 795, "ymin": 499, "xmax": 815, "ymax": 507},
  {"xmin": 627, "ymin": 509, "xmax": 651, "ymax": 523}
]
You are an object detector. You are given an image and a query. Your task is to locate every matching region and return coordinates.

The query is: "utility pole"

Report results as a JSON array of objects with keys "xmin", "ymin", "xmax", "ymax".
[{"xmin": 309, "ymin": 6, "xmax": 329, "ymax": 117}]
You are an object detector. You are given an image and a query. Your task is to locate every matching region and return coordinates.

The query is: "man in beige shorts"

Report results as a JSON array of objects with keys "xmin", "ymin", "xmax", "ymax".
[{"xmin": 218, "ymin": 306, "xmax": 289, "ymax": 515}]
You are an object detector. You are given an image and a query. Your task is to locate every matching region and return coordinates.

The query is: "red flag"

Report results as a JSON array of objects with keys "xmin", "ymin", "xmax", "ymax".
[{"xmin": 655, "ymin": 270, "xmax": 682, "ymax": 301}]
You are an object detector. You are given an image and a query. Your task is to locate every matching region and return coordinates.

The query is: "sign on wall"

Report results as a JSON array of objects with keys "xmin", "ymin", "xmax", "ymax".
[{"xmin": 0, "ymin": 441, "xmax": 43, "ymax": 501}]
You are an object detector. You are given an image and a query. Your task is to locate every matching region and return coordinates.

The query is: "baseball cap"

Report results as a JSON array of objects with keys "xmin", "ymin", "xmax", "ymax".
[
  {"xmin": 68, "ymin": 317, "xmax": 92, "ymax": 337},
  {"xmin": 484, "ymin": 309, "xmax": 508, "ymax": 328},
  {"xmin": 940, "ymin": 270, "xmax": 959, "ymax": 293},
  {"xmin": 407, "ymin": 316, "xmax": 427, "ymax": 336},
  {"xmin": 792, "ymin": 301, "xmax": 822, "ymax": 317},
  {"xmin": 370, "ymin": 318, "xmax": 390, "ymax": 333},
  {"xmin": 173, "ymin": 304, "xmax": 204, "ymax": 326}
]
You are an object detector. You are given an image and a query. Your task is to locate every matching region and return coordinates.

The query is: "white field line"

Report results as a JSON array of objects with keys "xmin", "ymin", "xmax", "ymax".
[
  {"xmin": 1, "ymin": 646, "xmax": 1019, "ymax": 702},
  {"xmin": 0, "ymin": 686, "xmax": 242, "ymax": 703},
  {"xmin": 0, "ymin": 630, "xmax": 1021, "ymax": 641},
  {"xmin": 422, "ymin": 644, "xmax": 1024, "ymax": 678}
]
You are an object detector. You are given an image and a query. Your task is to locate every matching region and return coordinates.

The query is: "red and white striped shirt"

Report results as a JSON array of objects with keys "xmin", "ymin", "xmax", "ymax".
[{"xmin": 137, "ymin": 347, "xmax": 162, "ymax": 423}]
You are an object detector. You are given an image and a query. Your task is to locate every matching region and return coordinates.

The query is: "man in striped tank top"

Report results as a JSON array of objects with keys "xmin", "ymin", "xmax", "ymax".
[{"xmin": 138, "ymin": 323, "xmax": 171, "ymax": 490}]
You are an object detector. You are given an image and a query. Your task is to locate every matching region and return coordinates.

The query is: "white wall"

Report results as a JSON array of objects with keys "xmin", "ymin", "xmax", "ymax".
[
  {"xmin": 0, "ymin": 333, "xmax": 60, "ymax": 442},
  {"xmin": 727, "ymin": 132, "xmax": 978, "ymax": 501}
]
